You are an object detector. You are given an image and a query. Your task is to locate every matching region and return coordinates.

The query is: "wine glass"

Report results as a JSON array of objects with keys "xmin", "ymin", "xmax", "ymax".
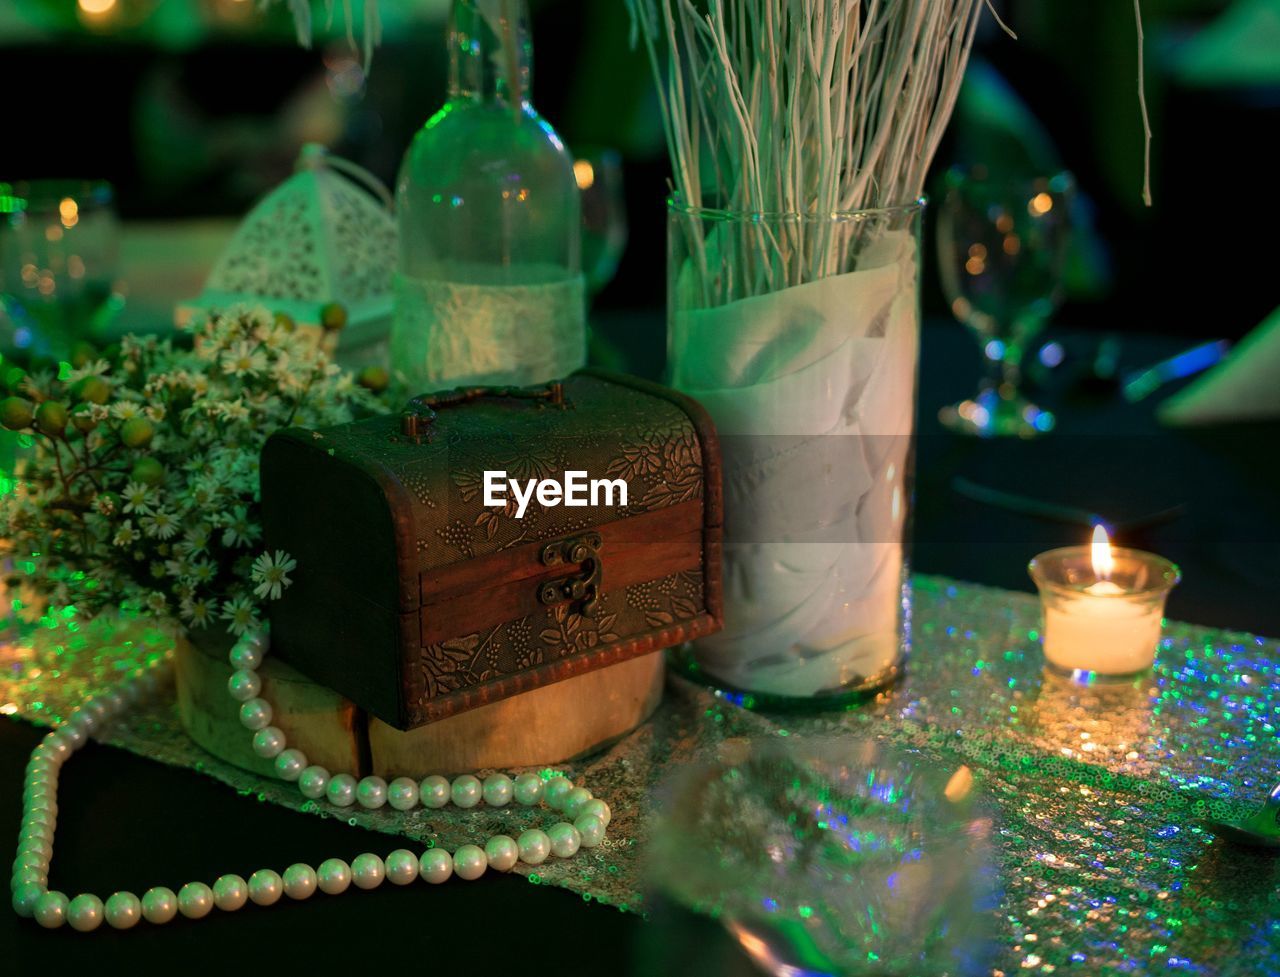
[
  {"xmin": 573, "ymin": 147, "xmax": 628, "ymax": 301},
  {"xmin": 645, "ymin": 737, "xmax": 997, "ymax": 976},
  {"xmin": 936, "ymin": 168, "xmax": 1074, "ymax": 438},
  {"xmin": 0, "ymin": 179, "xmax": 122, "ymax": 364}
]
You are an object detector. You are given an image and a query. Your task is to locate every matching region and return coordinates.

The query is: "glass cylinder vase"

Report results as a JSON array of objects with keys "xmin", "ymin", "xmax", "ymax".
[{"xmin": 667, "ymin": 198, "xmax": 924, "ymax": 704}]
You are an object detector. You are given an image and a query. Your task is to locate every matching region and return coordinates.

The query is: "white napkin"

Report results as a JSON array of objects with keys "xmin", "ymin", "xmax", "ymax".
[
  {"xmin": 672, "ymin": 231, "xmax": 917, "ymax": 695},
  {"xmin": 1160, "ymin": 305, "xmax": 1280, "ymax": 425}
]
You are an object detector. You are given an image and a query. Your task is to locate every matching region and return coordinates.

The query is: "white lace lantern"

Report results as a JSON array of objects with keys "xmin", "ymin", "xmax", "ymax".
[{"xmin": 179, "ymin": 144, "xmax": 396, "ymax": 366}]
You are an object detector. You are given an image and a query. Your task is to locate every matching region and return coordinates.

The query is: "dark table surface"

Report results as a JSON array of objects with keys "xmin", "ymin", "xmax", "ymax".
[{"xmin": 4, "ymin": 316, "xmax": 1278, "ymax": 970}]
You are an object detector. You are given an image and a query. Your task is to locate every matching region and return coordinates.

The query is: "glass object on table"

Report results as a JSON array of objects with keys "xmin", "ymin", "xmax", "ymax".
[
  {"xmin": 393, "ymin": 0, "xmax": 584, "ymax": 390},
  {"xmin": 645, "ymin": 737, "xmax": 997, "ymax": 977},
  {"xmin": 668, "ymin": 199, "xmax": 923, "ymax": 704},
  {"xmin": 936, "ymin": 168, "xmax": 1074, "ymax": 438},
  {"xmin": 0, "ymin": 179, "xmax": 121, "ymax": 363},
  {"xmin": 573, "ymin": 147, "xmax": 627, "ymax": 301}
]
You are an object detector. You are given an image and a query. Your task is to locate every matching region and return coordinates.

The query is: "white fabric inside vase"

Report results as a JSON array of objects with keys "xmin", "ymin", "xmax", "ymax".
[{"xmin": 671, "ymin": 230, "xmax": 917, "ymax": 696}]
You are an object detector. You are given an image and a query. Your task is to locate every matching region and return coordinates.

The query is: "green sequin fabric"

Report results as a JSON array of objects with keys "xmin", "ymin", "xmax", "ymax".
[{"xmin": 4, "ymin": 575, "xmax": 1279, "ymax": 974}]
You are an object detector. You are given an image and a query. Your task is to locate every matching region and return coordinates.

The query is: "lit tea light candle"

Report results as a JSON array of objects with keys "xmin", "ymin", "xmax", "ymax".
[{"xmin": 1028, "ymin": 526, "xmax": 1180, "ymax": 679}]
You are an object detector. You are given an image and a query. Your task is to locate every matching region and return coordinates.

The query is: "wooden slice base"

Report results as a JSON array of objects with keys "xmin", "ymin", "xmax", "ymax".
[{"xmin": 175, "ymin": 633, "xmax": 663, "ymax": 777}]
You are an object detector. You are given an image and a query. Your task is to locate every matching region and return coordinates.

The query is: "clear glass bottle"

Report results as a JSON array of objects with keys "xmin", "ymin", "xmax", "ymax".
[{"xmin": 393, "ymin": 0, "xmax": 584, "ymax": 389}]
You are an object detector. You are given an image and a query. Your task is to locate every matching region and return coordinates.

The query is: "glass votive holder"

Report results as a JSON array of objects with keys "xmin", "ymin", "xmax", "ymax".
[{"xmin": 1028, "ymin": 546, "xmax": 1181, "ymax": 680}]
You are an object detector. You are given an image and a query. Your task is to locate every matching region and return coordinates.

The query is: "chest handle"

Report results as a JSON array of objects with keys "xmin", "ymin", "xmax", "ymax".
[{"xmin": 399, "ymin": 381, "xmax": 568, "ymax": 443}]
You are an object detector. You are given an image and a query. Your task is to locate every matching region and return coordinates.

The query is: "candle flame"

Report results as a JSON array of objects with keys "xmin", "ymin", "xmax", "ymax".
[{"xmin": 1091, "ymin": 524, "xmax": 1114, "ymax": 580}]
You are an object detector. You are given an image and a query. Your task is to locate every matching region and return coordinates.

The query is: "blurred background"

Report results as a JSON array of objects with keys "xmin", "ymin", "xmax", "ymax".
[{"xmin": 1, "ymin": 0, "xmax": 1277, "ymax": 340}]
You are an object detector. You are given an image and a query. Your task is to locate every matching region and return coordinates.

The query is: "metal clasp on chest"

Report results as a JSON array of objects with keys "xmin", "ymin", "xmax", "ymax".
[{"xmin": 538, "ymin": 532, "xmax": 603, "ymax": 617}]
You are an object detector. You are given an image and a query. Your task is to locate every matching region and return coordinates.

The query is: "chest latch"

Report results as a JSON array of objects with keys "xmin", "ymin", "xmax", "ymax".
[{"xmin": 538, "ymin": 532, "xmax": 603, "ymax": 617}]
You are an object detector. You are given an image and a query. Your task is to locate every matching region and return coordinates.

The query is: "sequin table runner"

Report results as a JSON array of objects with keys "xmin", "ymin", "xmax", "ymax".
[{"xmin": 4, "ymin": 575, "xmax": 1280, "ymax": 974}]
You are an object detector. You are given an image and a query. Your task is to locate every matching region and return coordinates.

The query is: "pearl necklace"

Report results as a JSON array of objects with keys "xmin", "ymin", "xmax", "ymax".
[{"xmin": 11, "ymin": 630, "xmax": 611, "ymax": 932}]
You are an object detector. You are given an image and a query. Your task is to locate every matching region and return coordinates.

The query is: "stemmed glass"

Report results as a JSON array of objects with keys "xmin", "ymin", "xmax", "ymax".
[
  {"xmin": 0, "ymin": 179, "xmax": 122, "ymax": 363},
  {"xmin": 936, "ymin": 168, "xmax": 1074, "ymax": 438},
  {"xmin": 645, "ymin": 737, "xmax": 997, "ymax": 976},
  {"xmin": 574, "ymin": 147, "xmax": 628, "ymax": 301}
]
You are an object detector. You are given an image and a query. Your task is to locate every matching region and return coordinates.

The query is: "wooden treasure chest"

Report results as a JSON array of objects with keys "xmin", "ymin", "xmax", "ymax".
[{"xmin": 259, "ymin": 369, "xmax": 723, "ymax": 762}]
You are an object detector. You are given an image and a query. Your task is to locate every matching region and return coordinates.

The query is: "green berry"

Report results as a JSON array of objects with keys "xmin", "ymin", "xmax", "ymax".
[
  {"xmin": 320, "ymin": 302, "xmax": 348, "ymax": 332},
  {"xmin": 357, "ymin": 366, "xmax": 389, "ymax": 393},
  {"xmin": 73, "ymin": 376, "xmax": 110, "ymax": 405},
  {"xmin": 0, "ymin": 397, "xmax": 34, "ymax": 431},
  {"xmin": 131, "ymin": 456, "xmax": 165, "ymax": 486},
  {"xmin": 34, "ymin": 401, "xmax": 68, "ymax": 437},
  {"xmin": 70, "ymin": 341, "xmax": 98, "ymax": 369},
  {"xmin": 1, "ymin": 365, "xmax": 27, "ymax": 394},
  {"xmin": 71, "ymin": 403, "xmax": 98, "ymax": 433},
  {"xmin": 119, "ymin": 417, "xmax": 155, "ymax": 449}
]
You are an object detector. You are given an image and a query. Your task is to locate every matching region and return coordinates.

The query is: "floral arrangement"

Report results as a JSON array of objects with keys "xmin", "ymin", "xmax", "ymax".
[{"xmin": 0, "ymin": 306, "xmax": 385, "ymax": 638}]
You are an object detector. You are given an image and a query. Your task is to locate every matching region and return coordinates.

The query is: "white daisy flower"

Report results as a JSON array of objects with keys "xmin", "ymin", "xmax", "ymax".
[
  {"xmin": 221, "ymin": 506, "xmax": 260, "ymax": 548},
  {"xmin": 221, "ymin": 341, "xmax": 267, "ymax": 378},
  {"xmin": 112, "ymin": 520, "xmax": 141, "ymax": 547},
  {"xmin": 221, "ymin": 595, "xmax": 260, "ymax": 637},
  {"xmin": 121, "ymin": 481, "xmax": 155, "ymax": 515},
  {"xmin": 251, "ymin": 550, "xmax": 297, "ymax": 600},
  {"xmin": 110, "ymin": 401, "xmax": 144, "ymax": 422},
  {"xmin": 140, "ymin": 509, "xmax": 180, "ymax": 540},
  {"xmin": 180, "ymin": 596, "xmax": 215, "ymax": 629}
]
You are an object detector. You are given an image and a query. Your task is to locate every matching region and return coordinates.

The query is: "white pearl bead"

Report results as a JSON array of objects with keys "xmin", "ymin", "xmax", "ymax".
[
  {"xmin": 387, "ymin": 777, "xmax": 420, "ymax": 811},
  {"xmin": 213, "ymin": 874, "xmax": 249, "ymax": 911},
  {"xmin": 452, "ymin": 844, "xmax": 487, "ymax": 881},
  {"xmin": 283, "ymin": 863, "xmax": 317, "ymax": 900},
  {"xmin": 326, "ymin": 773, "xmax": 358, "ymax": 807},
  {"xmin": 243, "ymin": 630, "xmax": 270, "ymax": 650},
  {"xmin": 11, "ymin": 881, "xmax": 44, "ymax": 918},
  {"xmin": 563, "ymin": 786, "xmax": 593, "ymax": 819},
  {"xmin": 451, "ymin": 774, "xmax": 482, "ymax": 808},
  {"xmin": 544, "ymin": 775, "xmax": 573, "ymax": 810},
  {"xmin": 226, "ymin": 669, "xmax": 261, "ymax": 702},
  {"xmin": 100, "ymin": 690, "xmax": 126, "ymax": 716},
  {"xmin": 228, "ymin": 642, "xmax": 263, "ymax": 671},
  {"xmin": 252, "ymin": 726, "xmax": 286, "ymax": 759},
  {"xmin": 484, "ymin": 835, "xmax": 520, "ymax": 872},
  {"xmin": 385, "ymin": 849, "xmax": 419, "ymax": 885},
  {"xmin": 517, "ymin": 829, "xmax": 551, "ymax": 865},
  {"xmin": 179, "ymin": 882, "xmax": 214, "ymax": 919},
  {"xmin": 14, "ymin": 850, "xmax": 47, "ymax": 872},
  {"xmin": 104, "ymin": 891, "xmax": 142, "ymax": 930},
  {"xmin": 548, "ymin": 822, "xmax": 582, "ymax": 858},
  {"xmin": 512, "ymin": 773, "xmax": 542, "ymax": 804},
  {"xmin": 317, "ymin": 858, "xmax": 351, "ymax": 895},
  {"xmin": 248, "ymin": 870, "xmax": 283, "ymax": 906},
  {"xmin": 356, "ymin": 776, "xmax": 388, "ymax": 809},
  {"xmin": 420, "ymin": 775, "xmax": 450, "ymax": 809},
  {"xmin": 142, "ymin": 886, "xmax": 178, "ymax": 924},
  {"xmin": 67, "ymin": 893, "xmax": 104, "ymax": 932},
  {"xmin": 298, "ymin": 765, "xmax": 331, "ymax": 799},
  {"xmin": 41, "ymin": 733, "xmax": 70, "ymax": 762},
  {"xmin": 351, "ymin": 853, "xmax": 385, "ymax": 890},
  {"xmin": 574, "ymin": 813, "xmax": 606, "ymax": 848},
  {"xmin": 274, "ymin": 748, "xmax": 307, "ymax": 781},
  {"xmin": 581, "ymin": 798, "xmax": 611, "ymax": 827},
  {"xmin": 13, "ymin": 872, "xmax": 47, "ymax": 894},
  {"xmin": 482, "ymin": 773, "xmax": 514, "ymax": 807},
  {"xmin": 34, "ymin": 890, "xmax": 68, "ymax": 928},
  {"xmin": 84, "ymin": 698, "xmax": 109, "ymax": 723},
  {"xmin": 418, "ymin": 848, "xmax": 453, "ymax": 885},
  {"xmin": 239, "ymin": 697, "xmax": 272, "ymax": 731},
  {"xmin": 60, "ymin": 723, "xmax": 86, "ymax": 750}
]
